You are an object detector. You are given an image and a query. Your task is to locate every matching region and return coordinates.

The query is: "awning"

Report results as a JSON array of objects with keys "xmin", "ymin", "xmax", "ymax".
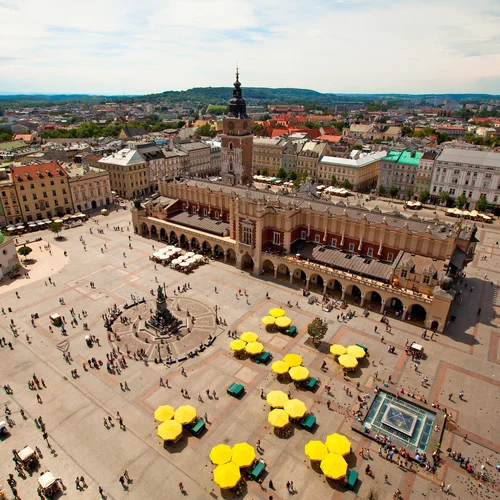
[{"xmin": 450, "ymin": 248, "xmax": 466, "ymax": 269}]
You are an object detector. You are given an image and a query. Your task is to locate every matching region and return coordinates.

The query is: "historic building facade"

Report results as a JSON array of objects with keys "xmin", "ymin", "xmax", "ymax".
[
  {"xmin": 220, "ymin": 70, "xmax": 253, "ymax": 185},
  {"xmin": 132, "ymin": 179, "xmax": 477, "ymax": 332}
]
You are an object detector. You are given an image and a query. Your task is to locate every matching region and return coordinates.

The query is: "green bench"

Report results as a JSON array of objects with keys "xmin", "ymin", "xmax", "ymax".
[
  {"xmin": 284, "ymin": 326, "xmax": 297, "ymax": 337},
  {"xmin": 300, "ymin": 414, "xmax": 316, "ymax": 431},
  {"xmin": 227, "ymin": 382, "xmax": 245, "ymax": 398},
  {"xmin": 355, "ymin": 344, "xmax": 368, "ymax": 355},
  {"xmin": 189, "ymin": 418, "xmax": 206, "ymax": 436},
  {"xmin": 345, "ymin": 469, "xmax": 358, "ymax": 490},
  {"xmin": 306, "ymin": 377, "xmax": 318, "ymax": 391},
  {"xmin": 249, "ymin": 459, "xmax": 266, "ymax": 481},
  {"xmin": 255, "ymin": 352, "xmax": 271, "ymax": 364}
]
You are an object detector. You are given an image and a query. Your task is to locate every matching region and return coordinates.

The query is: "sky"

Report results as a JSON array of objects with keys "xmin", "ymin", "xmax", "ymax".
[{"xmin": 1, "ymin": 0, "xmax": 500, "ymax": 95}]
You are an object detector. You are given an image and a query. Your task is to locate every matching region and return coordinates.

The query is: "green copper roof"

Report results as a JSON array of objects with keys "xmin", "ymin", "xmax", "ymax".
[{"xmin": 381, "ymin": 149, "xmax": 422, "ymax": 166}]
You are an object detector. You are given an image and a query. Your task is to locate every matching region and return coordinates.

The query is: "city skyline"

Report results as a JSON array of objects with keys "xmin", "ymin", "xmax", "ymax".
[{"xmin": 0, "ymin": 0, "xmax": 500, "ymax": 95}]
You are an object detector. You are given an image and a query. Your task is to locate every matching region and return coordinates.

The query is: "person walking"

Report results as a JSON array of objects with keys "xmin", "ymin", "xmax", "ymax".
[
  {"xmin": 36, "ymin": 394, "xmax": 42, "ymax": 404},
  {"xmin": 119, "ymin": 476, "xmax": 127, "ymax": 490}
]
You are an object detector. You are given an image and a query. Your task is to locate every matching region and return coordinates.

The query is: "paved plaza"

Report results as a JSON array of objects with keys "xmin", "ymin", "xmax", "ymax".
[{"xmin": 0, "ymin": 208, "xmax": 499, "ymax": 500}]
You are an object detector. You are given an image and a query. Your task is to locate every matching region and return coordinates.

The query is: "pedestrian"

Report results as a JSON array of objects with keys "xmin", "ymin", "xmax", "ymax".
[
  {"xmin": 75, "ymin": 477, "xmax": 81, "ymax": 490},
  {"xmin": 179, "ymin": 482, "xmax": 185, "ymax": 493},
  {"xmin": 459, "ymin": 391, "xmax": 464, "ymax": 400},
  {"xmin": 327, "ymin": 400, "xmax": 331, "ymax": 410},
  {"xmin": 384, "ymin": 474, "xmax": 389, "ymax": 483},
  {"xmin": 37, "ymin": 394, "xmax": 42, "ymax": 404},
  {"xmin": 448, "ymin": 393, "xmax": 453, "ymax": 400},
  {"xmin": 159, "ymin": 377, "xmax": 164, "ymax": 387},
  {"xmin": 80, "ymin": 476, "xmax": 86, "ymax": 488},
  {"xmin": 269, "ymin": 479, "xmax": 274, "ymax": 490},
  {"xmin": 124, "ymin": 470, "xmax": 130, "ymax": 482},
  {"xmin": 98, "ymin": 486, "xmax": 105, "ymax": 497},
  {"xmin": 119, "ymin": 476, "xmax": 127, "ymax": 490}
]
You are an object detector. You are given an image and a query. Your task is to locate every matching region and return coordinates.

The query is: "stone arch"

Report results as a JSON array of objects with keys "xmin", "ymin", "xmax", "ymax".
[
  {"xmin": 430, "ymin": 320, "xmax": 439, "ymax": 331},
  {"xmin": 202, "ymin": 241, "xmax": 212, "ymax": 252},
  {"xmin": 367, "ymin": 290, "xmax": 382, "ymax": 305},
  {"xmin": 326, "ymin": 279, "xmax": 343, "ymax": 298},
  {"xmin": 277, "ymin": 263, "xmax": 290, "ymax": 276},
  {"xmin": 191, "ymin": 237, "xmax": 200, "ymax": 250},
  {"xmin": 386, "ymin": 297, "xmax": 405, "ymax": 317},
  {"xmin": 241, "ymin": 253, "xmax": 254, "ymax": 272},
  {"xmin": 150, "ymin": 225, "xmax": 158, "ymax": 239},
  {"xmin": 292, "ymin": 267, "xmax": 307, "ymax": 287},
  {"xmin": 261, "ymin": 259, "xmax": 275, "ymax": 275},
  {"xmin": 141, "ymin": 222, "xmax": 149, "ymax": 236},
  {"xmin": 159, "ymin": 227, "xmax": 167, "ymax": 241},
  {"xmin": 180, "ymin": 234, "xmax": 187, "ymax": 246},
  {"xmin": 408, "ymin": 303, "xmax": 427, "ymax": 323},
  {"xmin": 308, "ymin": 273, "xmax": 325, "ymax": 292},
  {"xmin": 134, "ymin": 225, "xmax": 138, "ymax": 234},
  {"xmin": 213, "ymin": 244, "xmax": 224, "ymax": 259},
  {"xmin": 344, "ymin": 283, "xmax": 363, "ymax": 305},
  {"xmin": 169, "ymin": 231, "xmax": 178, "ymax": 244}
]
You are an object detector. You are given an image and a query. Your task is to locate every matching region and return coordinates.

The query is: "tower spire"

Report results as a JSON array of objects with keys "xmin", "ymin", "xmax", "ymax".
[{"xmin": 236, "ymin": 61, "xmax": 239, "ymax": 82}]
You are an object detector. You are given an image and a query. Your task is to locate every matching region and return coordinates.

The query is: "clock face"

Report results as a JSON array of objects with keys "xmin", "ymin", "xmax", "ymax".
[
  {"xmin": 243, "ymin": 120, "xmax": 248, "ymax": 130},
  {"xmin": 228, "ymin": 121, "xmax": 235, "ymax": 131}
]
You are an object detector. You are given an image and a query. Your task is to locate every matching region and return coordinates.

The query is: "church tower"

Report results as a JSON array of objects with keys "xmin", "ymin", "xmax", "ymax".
[{"xmin": 221, "ymin": 68, "xmax": 253, "ymax": 185}]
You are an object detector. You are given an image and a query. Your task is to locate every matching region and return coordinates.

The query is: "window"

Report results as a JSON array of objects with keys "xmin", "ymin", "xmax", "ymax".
[
  {"xmin": 32, "ymin": 193, "xmax": 37, "ymax": 200},
  {"xmin": 35, "ymin": 203, "xmax": 39, "ymax": 210},
  {"xmin": 315, "ymin": 234, "xmax": 321, "ymax": 243},
  {"xmin": 64, "ymin": 198, "xmax": 68, "ymax": 204},
  {"xmin": 203, "ymin": 208, "xmax": 207, "ymax": 216},
  {"xmin": 454, "ymin": 169, "xmax": 460, "ymax": 175},
  {"xmin": 22, "ymin": 195, "xmax": 27, "ymax": 201},
  {"xmin": 214, "ymin": 211, "xmax": 219, "ymax": 219},
  {"xmin": 401, "ymin": 270, "xmax": 408, "ymax": 278},
  {"xmin": 367, "ymin": 247, "xmax": 373, "ymax": 257},
  {"xmin": 423, "ymin": 276, "xmax": 430, "ymax": 284},
  {"xmin": 348, "ymin": 243, "xmax": 355, "ymax": 252},
  {"xmin": 20, "ymin": 185, "xmax": 25, "ymax": 190},
  {"xmin": 43, "ymin": 192, "xmax": 47, "ymax": 198},
  {"xmin": 331, "ymin": 238, "xmax": 337, "ymax": 248},
  {"xmin": 242, "ymin": 226, "xmax": 253, "ymax": 245},
  {"xmin": 30, "ymin": 184, "xmax": 34, "ymax": 189},
  {"xmin": 387, "ymin": 252, "xmax": 394, "ymax": 262},
  {"xmin": 24, "ymin": 204, "xmax": 30, "ymax": 212},
  {"xmin": 273, "ymin": 232, "xmax": 281, "ymax": 245},
  {"xmin": 301, "ymin": 230, "xmax": 307, "ymax": 240},
  {"xmin": 50, "ymin": 180, "xmax": 54, "ymax": 185},
  {"xmin": 54, "ymin": 200, "xmax": 59, "ymax": 206}
]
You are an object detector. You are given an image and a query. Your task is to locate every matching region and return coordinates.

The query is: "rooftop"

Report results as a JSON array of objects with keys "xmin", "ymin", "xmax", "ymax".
[
  {"xmin": 167, "ymin": 211, "xmax": 230, "ymax": 236},
  {"xmin": 437, "ymin": 147, "xmax": 500, "ymax": 169},
  {"xmin": 381, "ymin": 149, "xmax": 422, "ymax": 166},
  {"xmin": 320, "ymin": 151, "xmax": 386, "ymax": 168},
  {"xmin": 98, "ymin": 148, "xmax": 145, "ymax": 167},
  {"xmin": 12, "ymin": 162, "xmax": 67, "ymax": 182}
]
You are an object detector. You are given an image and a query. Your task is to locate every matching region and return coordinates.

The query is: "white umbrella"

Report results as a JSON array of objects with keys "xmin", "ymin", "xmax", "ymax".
[
  {"xmin": 6, "ymin": 226, "xmax": 16, "ymax": 231},
  {"xmin": 171, "ymin": 258, "xmax": 182, "ymax": 265},
  {"xmin": 179, "ymin": 262, "xmax": 190, "ymax": 268},
  {"xmin": 153, "ymin": 252, "xmax": 163, "ymax": 258},
  {"xmin": 28, "ymin": 222, "xmax": 37, "ymax": 226},
  {"xmin": 158, "ymin": 255, "xmax": 170, "ymax": 261},
  {"xmin": 54, "ymin": 219, "xmax": 64, "ymax": 223},
  {"xmin": 194, "ymin": 254, "xmax": 204, "ymax": 261},
  {"xmin": 78, "ymin": 214, "xmax": 86, "ymax": 218},
  {"xmin": 185, "ymin": 258, "xmax": 197, "ymax": 264},
  {"xmin": 166, "ymin": 245, "xmax": 177, "ymax": 251},
  {"xmin": 37, "ymin": 221, "xmax": 46, "ymax": 226},
  {"xmin": 15, "ymin": 223, "xmax": 24, "ymax": 227},
  {"xmin": 185, "ymin": 252, "xmax": 196, "ymax": 257},
  {"xmin": 16, "ymin": 225, "xmax": 25, "ymax": 229}
]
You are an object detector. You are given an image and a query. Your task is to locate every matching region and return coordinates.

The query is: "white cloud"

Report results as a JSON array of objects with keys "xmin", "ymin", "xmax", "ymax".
[{"xmin": 0, "ymin": 0, "xmax": 499, "ymax": 94}]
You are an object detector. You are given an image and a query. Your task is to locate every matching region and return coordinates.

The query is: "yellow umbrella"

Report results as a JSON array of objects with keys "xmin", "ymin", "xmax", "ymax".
[
  {"xmin": 266, "ymin": 390, "xmax": 289, "ymax": 408},
  {"xmin": 320, "ymin": 453, "xmax": 348, "ymax": 480},
  {"xmin": 271, "ymin": 360, "xmax": 290, "ymax": 375},
  {"xmin": 289, "ymin": 366, "xmax": 310, "ymax": 381},
  {"xmin": 268, "ymin": 408, "xmax": 289, "ymax": 428},
  {"xmin": 154, "ymin": 404, "xmax": 175, "ymax": 422},
  {"xmin": 231, "ymin": 443, "xmax": 256, "ymax": 468},
  {"xmin": 214, "ymin": 462, "xmax": 241, "ymax": 489},
  {"xmin": 230, "ymin": 339, "xmax": 247, "ymax": 351},
  {"xmin": 174, "ymin": 405, "xmax": 197, "ymax": 425},
  {"xmin": 210, "ymin": 444, "xmax": 233, "ymax": 465},
  {"xmin": 338, "ymin": 354, "xmax": 358, "ymax": 369},
  {"xmin": 283, "ymin": 353, "xmax": 302, "ymax": 367},
  {"xmin": 284, "ymin": 399, "xmax": 307, "ymax": 419},
  {"xmin": 325, "ymin": 433, "xmax": 351, "ymax": 457},
  {"xmin": 275, "ymin": 317, "xmax": 292, "ymax": 328},
  {"xmin": 261, "ymin": 316, "xmax": 275, "ymax": 326},
  {"xmin": 330, "ymin": 344, "xmax": 347, "ymax": 356},
  {"xmin": 346, "ymin": 345, "xmax": 366, "ymax": 359},
  {"xmin": 157, "ymin": 420, "xmax": 183, "ymax": 441},
  {"xmin": 240, "ymin": 332, "xmax": 259, "ymax": 343},
  {"xmin": 269, "ymin": 308, "xmax": 285, "ymax": 318},
  {"xmin": 245, "ymin": 341, "xmax": 264, "ymax": 355},
  {"xmin": 305, "ymin": 440, "xmax": 328, "ymax": 461}
]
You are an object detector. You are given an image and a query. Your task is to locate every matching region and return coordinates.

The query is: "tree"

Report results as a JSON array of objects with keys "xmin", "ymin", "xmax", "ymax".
[
  {"xmin": 475, "ymin": 196, "xmax": 488, "ymax": 212},
  {"xmin": 401, "ymin": 126, "xmax": 413, "ymax": 136},
  {"xmin": 342, "ymin": 179, "xmax": 352, "ymax": 190},
  {"xmin": 50, "ymin": 222, "xmax": 63, "ymax": 237},
  {"xmin": 194, "ymin": 123, "xmax": 216, "ymax": 138},
  {"xmin": 389, "ymin": 185, "xmax": 399, "ymax": 199},
  {"xmin": 261, "ymin": 168, "xmax": 269, "ymax": 176},
  {"xmin": 277, "ymin": 168, "xmax": 287, "ymax": 180},
  {"xmin": 454, "ymin": 194, "xmax": 467, "ymax": 209},
  {"xmin": 330, "ymin": 175, "xmax": 337, "ymax": 186},
  {"xmin": 17, "ymin": 245, "xmax": 33, "ymax": 259},
  {"xmin": 307, "ymin": 317, "xmax": 328, "ymax": 346},
  {"xmin": 419, "ymin": 189, "xmax": 430, "ymax": 203},
  {"xmin": 378, "ymin": 185, "xmax": 387, "ymax": 197},
  {"xmin": 439, "ymin": 191, "xmax": 450, "ymax": 206},
  {"xmin": 304, "ymin": 120, "xmax": 320, "ymax": 129},
  {"xmin": 405, "ymin": 187, "xmax": 414, "ymax": 200},
  {"xmin": 287, "ymin": 170, "xmax": 297, "ymax": 181}
]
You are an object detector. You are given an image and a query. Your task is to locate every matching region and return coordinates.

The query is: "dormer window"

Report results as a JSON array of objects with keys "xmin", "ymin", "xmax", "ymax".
[
  {"xmin": 46, "ymin": 170, "xmax": 53, "ymax": 177},
  {"xmin": 36, "ymin": 171, "xmax": 43, "ymax": 178}
]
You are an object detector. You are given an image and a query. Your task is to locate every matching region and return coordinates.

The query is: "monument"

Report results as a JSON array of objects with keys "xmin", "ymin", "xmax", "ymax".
[{"xmin": 148, "ymin": 286, "xmax": 181, "ymax": 336}]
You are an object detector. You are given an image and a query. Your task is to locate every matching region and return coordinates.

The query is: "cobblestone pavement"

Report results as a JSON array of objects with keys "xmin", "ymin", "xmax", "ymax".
[{"xmin": 0, "ymin": 209, "xmax": 499, "ymax": 500}]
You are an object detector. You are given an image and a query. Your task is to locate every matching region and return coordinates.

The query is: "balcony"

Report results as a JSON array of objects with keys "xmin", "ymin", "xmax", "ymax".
[{"xmin": 269, "ymin": 253, "xmax": 432, "ymax": 304}]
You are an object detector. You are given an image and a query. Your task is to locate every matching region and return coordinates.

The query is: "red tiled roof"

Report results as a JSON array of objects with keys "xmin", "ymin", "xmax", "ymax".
[
  {"xmin": 13, "ymin": 134, "xmax": 32, "ymax": 141},
  {"xmin": 12, "ymin": 162, "xmax": 67, "ymax": 182},
  {"xmin": 270, "ymin": 128, "xmax": 288, "ymax": 137},
  {"xmin": 317, "ymin": 135, "xmax": 342, "ymax": 143}
]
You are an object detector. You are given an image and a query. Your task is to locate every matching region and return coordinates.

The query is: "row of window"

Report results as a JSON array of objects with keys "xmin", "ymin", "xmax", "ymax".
[{"xmin": 18, "ymin": 179, "xmax": 65, "ymax": 190}]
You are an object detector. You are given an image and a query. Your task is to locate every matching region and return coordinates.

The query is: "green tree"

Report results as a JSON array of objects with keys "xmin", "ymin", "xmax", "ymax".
[
  {"xmin": 307, "ymin": 317, "xmax": 328, "ymax": 346},
  {"xmin": 194, "ymin": 123, "xmax": 216, "ymax": 138},
  {"xmin": 304, "ymin": 120, "xmax": 320, "ymax": 129},
  {"xmin": 49, "ymin": 222, "xmax": 63, "ymax": 237},
  {"xmin": 253, "ymin": 123, "xmax": 264, "ymax": 132},
  {"xmin": 261, "ymin": 168, "xmax": 269, "ymax": 176},
  {"xmin": 330, "ymin": 175, "xmax": 337, "ymax": 186},
  {"xmin": 287, "ymin": 170, "xmax": 297, "ymax": 181},
  {"xmin": 475, "ymin": 196, "xmax": 488, "ymax": 212},
  {"xmin": 439, "ymin": 191, "xmax": 450, "ymax": 206},
  {"xmin": 436, "ymin": 132, "xmax": 450, "ymax": 144},
  {"xmin": 277, "ymin": 167, "xmax": 287, "ymax": 180},
  {"xmin": 405, "ymin": 187, "xmax": 414, "ymax": 200},
  {"xmin": 389, "ymin": 185, "xmax": 399, "ymax": 199},
  {"xmin": 378, "ymin": 185, "xmax": 387, "ymax": 197},
  {"xmin": 419, "ymin": 190, "xmax": 430, "ymax": 203},
  {"xmin": 342, "ymin": 179, "xmax": 352, "ymax": 189},
  {"xmin": 17, "ymin": 245, "xmax": 33, "ymax": 259},
  {"xmin": 401, "ymin": 126, "xmax": 413, "ymax": 136},
  {"xmin": 454, "ymin": 194, "xmax": 467, "ymax": 209}
]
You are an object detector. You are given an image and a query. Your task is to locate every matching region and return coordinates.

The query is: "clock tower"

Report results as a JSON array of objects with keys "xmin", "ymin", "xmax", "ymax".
[{"xmin": 221, "ymin": 68, "xmax": 253, "ymax": 185}]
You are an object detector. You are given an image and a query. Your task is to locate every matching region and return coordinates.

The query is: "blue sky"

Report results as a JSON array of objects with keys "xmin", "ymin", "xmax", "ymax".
[{"xmin": 1, "ymin": 0, "xmax": 500, "ymax": 94}]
